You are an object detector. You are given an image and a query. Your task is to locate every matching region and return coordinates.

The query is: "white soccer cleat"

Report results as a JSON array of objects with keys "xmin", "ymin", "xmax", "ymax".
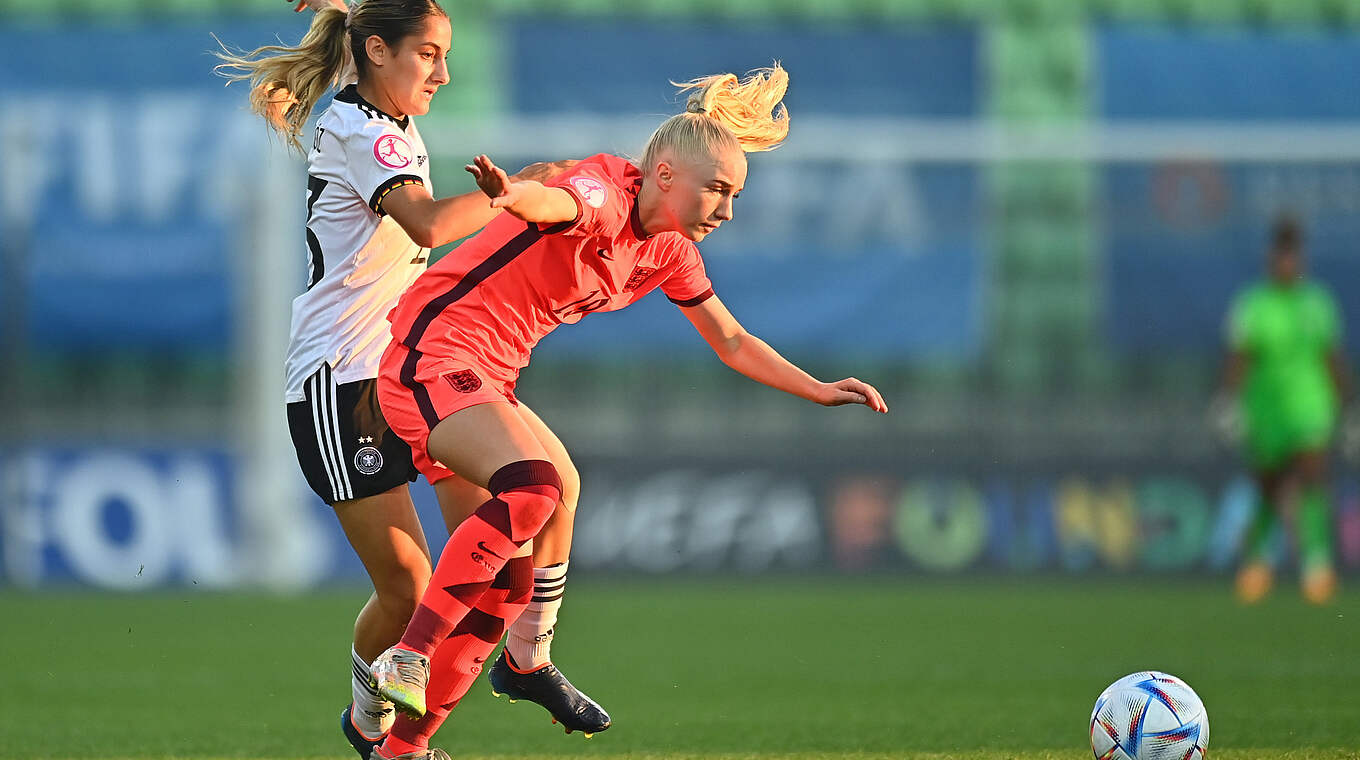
[{"xmin": 370, "ymin": 647, "xmax": 430, "ymax": 719}]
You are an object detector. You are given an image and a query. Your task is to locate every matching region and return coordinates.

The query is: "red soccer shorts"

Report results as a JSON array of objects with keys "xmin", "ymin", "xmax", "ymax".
[{"xmin": 377, "ymin": 340, "xmax": 518, "ymax": 483}]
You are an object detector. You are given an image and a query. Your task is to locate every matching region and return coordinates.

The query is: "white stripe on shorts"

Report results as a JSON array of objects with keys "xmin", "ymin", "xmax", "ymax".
[
  {"xmin": 323, "ymin": 366, "xmax": 355, "ymax": 500},
  {"xmin": 309, "ymin": 366, "xmax": 348, "ymax": 502}
]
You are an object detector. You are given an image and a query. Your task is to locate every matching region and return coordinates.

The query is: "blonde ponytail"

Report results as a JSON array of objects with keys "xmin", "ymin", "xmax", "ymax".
[
  {"xmin": 214, "ymin": 7, "xmax": 349, "ymax": 152},
  {"xmin": 674, "ymin": 64, "xmax": 789, "ymax": 153},
  {"xmin": 641, "ymin": 64, "xmax": 790, "ymax": 171}
]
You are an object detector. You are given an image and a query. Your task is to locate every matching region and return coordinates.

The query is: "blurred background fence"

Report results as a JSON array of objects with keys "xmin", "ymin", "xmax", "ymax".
[{"xmin": 2, "ymin": 0, "xmax": 1359, "ymax": 589}]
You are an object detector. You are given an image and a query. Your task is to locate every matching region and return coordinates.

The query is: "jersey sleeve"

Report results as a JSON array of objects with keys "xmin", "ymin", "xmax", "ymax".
[
  {"xmin": 548, "ymin": 165, "xmax": 630, "ymax": 238},
  {"xmin": 660, "ymin": 240, "xmax": 715, "ymax": 307},
  {"xmin": 344, "ymin": 120, "xmax": 425, "ymax": 216}
]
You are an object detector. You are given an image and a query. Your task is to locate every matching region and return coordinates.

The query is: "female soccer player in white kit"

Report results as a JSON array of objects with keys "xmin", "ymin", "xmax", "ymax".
[{"xmin": 215, "ymin": 1, "xmax": 606, "ymax": 756}]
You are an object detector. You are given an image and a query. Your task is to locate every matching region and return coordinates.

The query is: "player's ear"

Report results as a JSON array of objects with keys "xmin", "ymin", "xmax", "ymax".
[
  {"xmin": 364, "ymin": 34, "xmax": 387, "ymax": 68},
  {"xmin": 655, "ymin": 160, "xmax": 674, "ymax": 191}
]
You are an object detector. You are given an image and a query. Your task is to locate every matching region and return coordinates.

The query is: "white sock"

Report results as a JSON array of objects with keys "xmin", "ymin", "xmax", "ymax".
[
  {"xmin": 350, "ymin": 647, "xmax": 395, "ymax": 738},
  {"xmin": 505, "ymin": 561, "xmax": 567, "ymax": 670}
]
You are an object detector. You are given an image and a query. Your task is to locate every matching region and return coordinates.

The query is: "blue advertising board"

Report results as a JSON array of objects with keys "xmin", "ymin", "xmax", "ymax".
[
  {"xmin": 6, "ymin": 445, "xmax": 1357, "ymax": 589},
  {"xmin": 1098, "ymin": 27, "xmax": 1360, "ymax": 120},
  {"xmin": 508, "ymin": 20, "xmax": 979, "ymax": 118},
  {"xmin": 1097, "ymin": 28, "xmax": 1360, "ymax": 353},
  {"xmin": 1102, "ymin": 161, "xmax": 1360, "ymax": 352},
  {"xmin": 0, "ymin": 21, "xmax": 310, "ymax": 353},
  {"xmin": 1, "ymin": 447, "xmax": 241, "ymax": 588}
]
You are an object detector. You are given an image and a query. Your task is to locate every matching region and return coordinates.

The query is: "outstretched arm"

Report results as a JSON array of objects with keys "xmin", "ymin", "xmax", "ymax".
[
  {"xmin": 466, "ymin": 154, "xmax": 579, "ymax": 225},
  {"xmin": 680, "ymin": 295, "xmax": 888, "ymax": 413},
  {"xmin": 382, "ymin": 159, "xmax": 577, "ymax": 249}
]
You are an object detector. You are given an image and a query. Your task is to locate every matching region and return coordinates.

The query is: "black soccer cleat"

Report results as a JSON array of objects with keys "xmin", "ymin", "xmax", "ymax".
[
  {"xmin": 341, "ymin": 704, "xmax": 386, "ymax": 759},
  {"xmin": 488, "ymin": 651, "xmax": 611, "ymax": 736}
]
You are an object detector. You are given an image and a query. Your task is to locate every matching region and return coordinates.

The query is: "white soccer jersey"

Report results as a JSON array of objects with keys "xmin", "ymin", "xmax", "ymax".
[{"xmin": 283, "ymin": 85, "xmax": 433, "ymax": 402}]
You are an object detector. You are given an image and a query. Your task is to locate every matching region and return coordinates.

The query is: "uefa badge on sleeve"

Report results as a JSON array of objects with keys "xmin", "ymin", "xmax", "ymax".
[
  {"xmin": 570, "ymin": 176, "xmax": 608, "ymax": 208},
  {"xmin": 373, "ymin": 134, "xmax": 413, "ymax": 169}
]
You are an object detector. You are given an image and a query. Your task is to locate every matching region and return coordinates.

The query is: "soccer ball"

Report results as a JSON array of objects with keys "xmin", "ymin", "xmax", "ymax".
[{"xmin": 1089, "ymin": 671, "xmax": 1209, "ymax": 760}]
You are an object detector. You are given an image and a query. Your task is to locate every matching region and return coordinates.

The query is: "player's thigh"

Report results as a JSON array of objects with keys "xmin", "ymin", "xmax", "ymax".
[
  {"xmin": 1271, "ymin": 413, "xmax": 1333, "ymax": 485},
  {"xmin": 426, "ymin": 401, "xmax": 552, "ymax": 489},
  {"xmin": 514, "ymin": 402, "xmax": 580, "ymax": 510},
  {"xmin": 332, "ymin": 485, "xmax": 434, "ymax": 599},
  {"xmin": 432, "ymin": 473, "xmax": 489, "ymax": 533},
  {"xmin": 514, "ymin": 403, "xmax": 578, "ymax": 565}
]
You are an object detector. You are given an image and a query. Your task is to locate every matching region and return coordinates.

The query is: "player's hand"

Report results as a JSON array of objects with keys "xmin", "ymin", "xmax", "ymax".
[
  {"xmin": 292, "ymin": 0, "xmax": 345, "ymax": 12},
  {"xmin": 513, "ymin": 159, "xmax": 579, "ymax": 185},
  {"xmin": 1208, "ymin": 393, "xmax": 1242, "ymax": 446},
  {"xmin": 466, "ymin": 154, "xmax": 517, "ymax": 203},
  {"xmin": 818, "ymin": 378, "xmax": 888, "ymax": 413}
]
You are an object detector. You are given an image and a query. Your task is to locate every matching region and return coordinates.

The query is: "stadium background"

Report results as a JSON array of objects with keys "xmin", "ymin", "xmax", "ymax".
[{"xmin": 1, "ymin": 1, "xmax": 1359, "ymax": 757}]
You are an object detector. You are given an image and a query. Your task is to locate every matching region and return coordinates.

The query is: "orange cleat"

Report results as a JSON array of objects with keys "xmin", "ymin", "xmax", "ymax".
[
  {"xmin": 1302, "ymin": 565, "xmax": 1337, "ymax": 605},
  {"xmin": 1235, "ymin": 561, "xmax": 1273, "ymax": 604}
]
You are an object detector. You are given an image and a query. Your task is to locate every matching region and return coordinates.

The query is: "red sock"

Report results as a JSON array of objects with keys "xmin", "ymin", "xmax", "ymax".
[
  {"xmin": 399, "ymin": 460, "xmax": 560, "ymax": 656},
  {"xmin": 382, "ymin": 556, "xmax": 535, "ymax": 756}
]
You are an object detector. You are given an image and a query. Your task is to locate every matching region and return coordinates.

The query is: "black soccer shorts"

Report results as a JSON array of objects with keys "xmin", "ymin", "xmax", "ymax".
[{"xmin": 286, "ymin": 363, "xmax": 418, "ymax": 505}]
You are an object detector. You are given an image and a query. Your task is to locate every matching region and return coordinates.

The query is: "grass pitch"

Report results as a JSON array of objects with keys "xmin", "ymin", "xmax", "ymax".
[{"xmin": 1, "ymin": 578, "xmax": 1356, "ymax": 759}]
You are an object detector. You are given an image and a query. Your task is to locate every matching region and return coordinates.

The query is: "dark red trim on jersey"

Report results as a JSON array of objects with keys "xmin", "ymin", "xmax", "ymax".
[
  {"xmin": 669, "ymin": 287, "xmax": 715, "ymax": 307},
  {"xmin": 399, "ymin": 222, "xmax": 569, "ymax": 349},
  {"xmin": 552, "ymin": 186, "xmax": 584, "ymax": 230},
  {"xmin": 369, "ymin": 174, "xmax": 424, "ymax": 216},
  {"xmin": 628, "ymin": 178, "xmax": 649, "ymax": 239}
]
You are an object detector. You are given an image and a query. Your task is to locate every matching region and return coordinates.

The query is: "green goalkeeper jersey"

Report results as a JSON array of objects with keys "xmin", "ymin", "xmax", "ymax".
[{"xmin": 1227, "ymin": 280, "xmax": 1341, "ymax": 429}]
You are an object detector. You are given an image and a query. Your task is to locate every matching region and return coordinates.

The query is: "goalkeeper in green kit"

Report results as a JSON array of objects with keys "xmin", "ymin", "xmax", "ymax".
[{"xmin": 1218, "ymin": 216, "xmax": 1351, "ymax": 604}]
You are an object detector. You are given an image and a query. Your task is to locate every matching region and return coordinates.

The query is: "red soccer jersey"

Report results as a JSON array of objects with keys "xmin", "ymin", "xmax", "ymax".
[{"xmin": 386, "ymin": 153, "xmax": 715, "ymax": 386}]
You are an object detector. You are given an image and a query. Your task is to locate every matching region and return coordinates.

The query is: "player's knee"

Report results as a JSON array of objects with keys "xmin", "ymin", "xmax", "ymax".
[
  {"xmin": 489, "ymin": 459, "xmax": 562, "ymax": 540},
  {"xmin": 501, "ymin": 489, "xmax": 558, "ymax": 541}
]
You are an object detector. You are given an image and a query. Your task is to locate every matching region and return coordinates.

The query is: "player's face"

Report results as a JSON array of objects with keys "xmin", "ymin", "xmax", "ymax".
[
  {"xmin": 372, "ymin": 14, "xmax": 451, "ymax": 118},
  {"xmin": 662, "ymin": 145, "xmax": 747, "ymax": 242},
  {"xmin": 1269, "ymin": 246, "xmax": 1302, "ymax": 283}
]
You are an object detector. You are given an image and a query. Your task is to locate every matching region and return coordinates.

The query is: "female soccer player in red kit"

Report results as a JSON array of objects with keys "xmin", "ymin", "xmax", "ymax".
[{"xmin": 367, "ymin": 64, "xmax": 888, "ymax": 760}]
